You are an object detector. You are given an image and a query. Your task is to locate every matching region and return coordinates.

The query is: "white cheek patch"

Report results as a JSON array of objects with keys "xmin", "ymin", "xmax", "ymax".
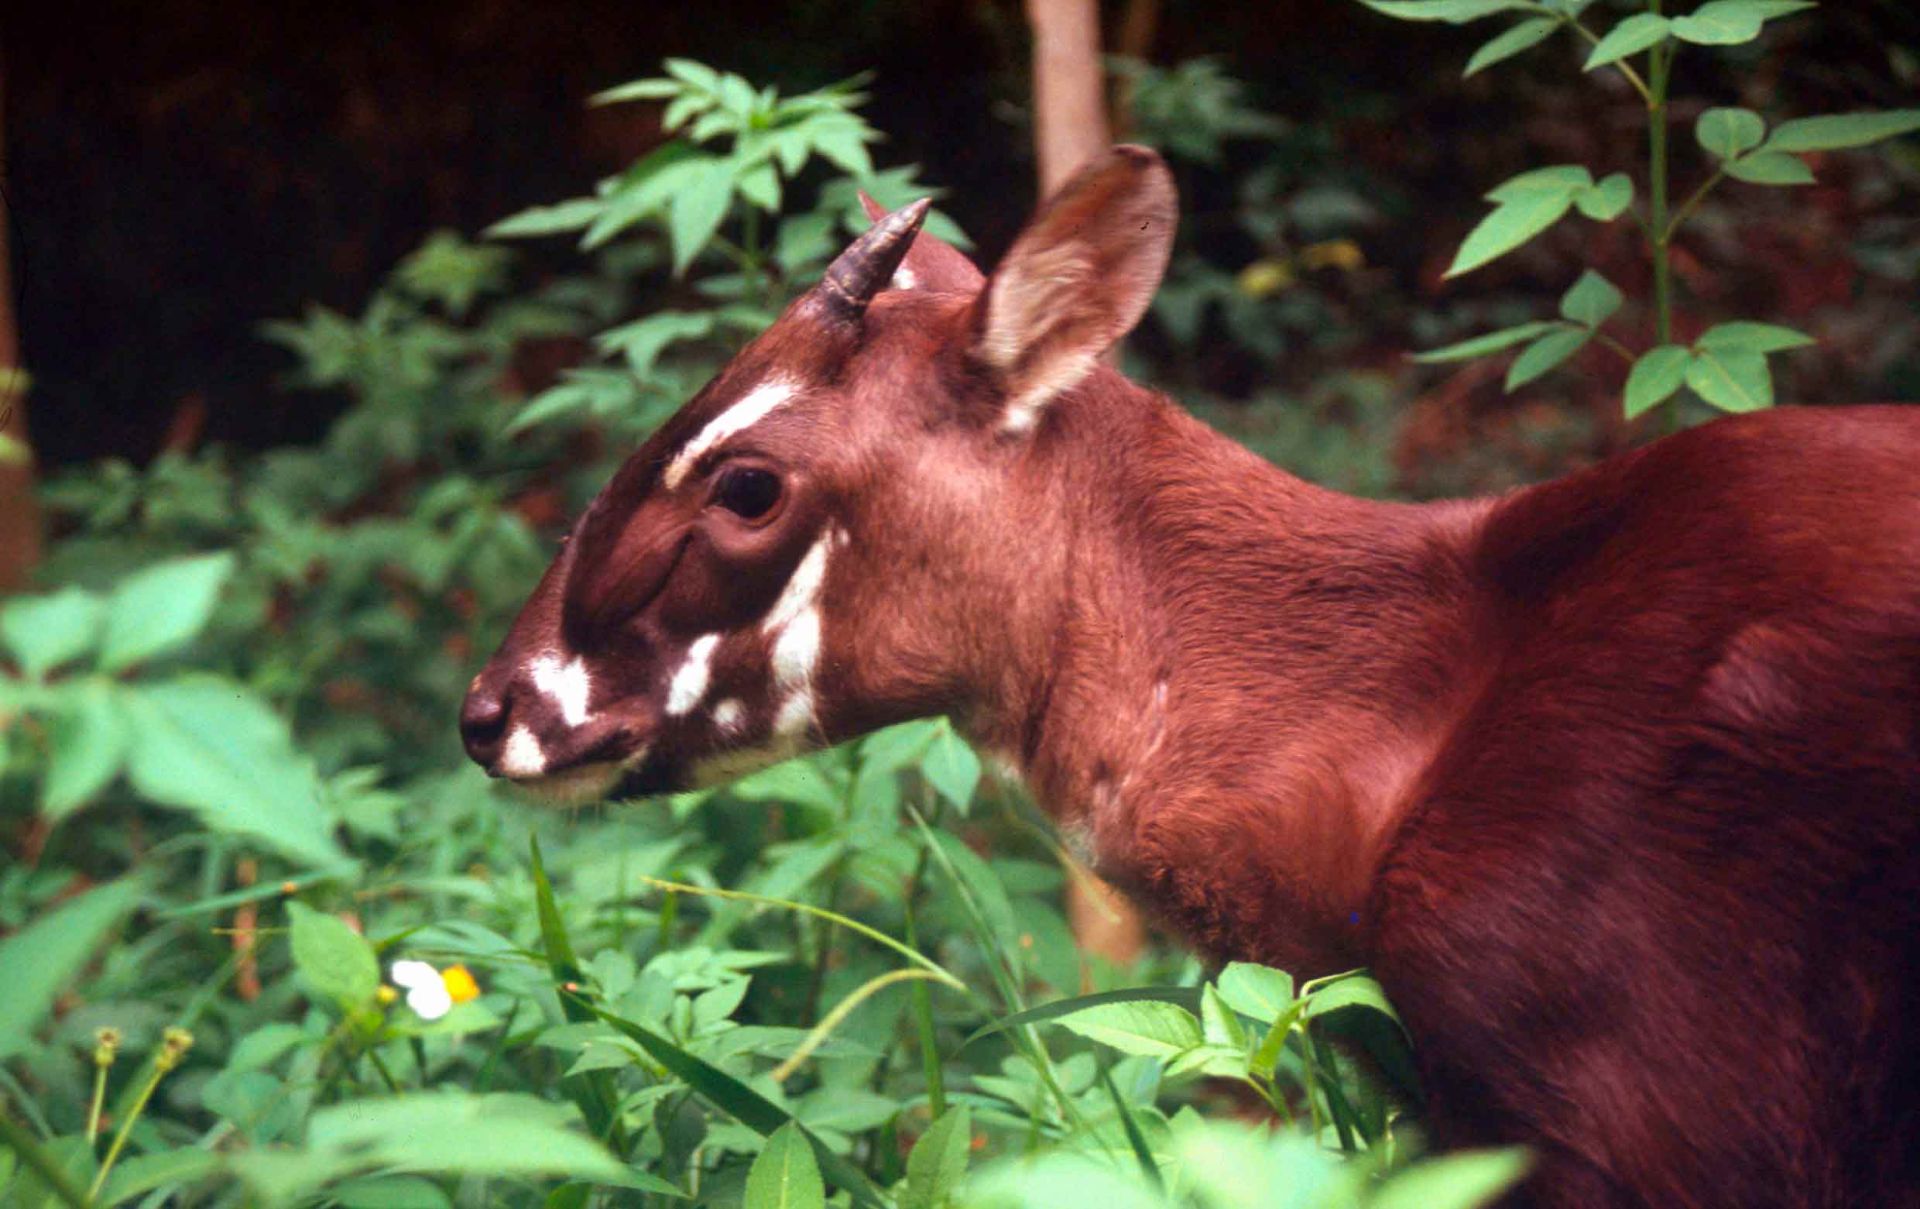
[
  {"xmin": 773, "ymin": 688, "xmax": 815, "ymax": 738},
  {"xmin": 663, "ymin": 378, "xmax": 800, "ymax": 491},
  {"xmin": 499, "ymin": 725, "xmax": 548, "ymax": 778},
  {"xmin": 712, "ymin": 699, "xmax": 746, "ymax": 735},
  {"xmin": 763, "ymin": 536, "xmax": 831, "ymax": 634},
  {"xmin": 666, "ymin": 634, "xmax": 721, "ymax": 717},
  {"xmin": 531, "ymin": 655, "xmax": 593, "ymax": 727},
  {"xmin": 770, "ymin": 610, "xmax": 820, "ymax": 690}
]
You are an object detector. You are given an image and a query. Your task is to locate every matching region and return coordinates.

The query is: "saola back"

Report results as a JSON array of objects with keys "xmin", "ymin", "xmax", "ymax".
[{"xmin": 463, "ymin": 146, "xmax": 1920, "ymax": 1207}]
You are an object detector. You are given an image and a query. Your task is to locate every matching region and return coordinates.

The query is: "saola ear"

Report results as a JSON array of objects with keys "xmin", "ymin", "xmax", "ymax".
[
  {"xmin": 857, "ymin": 192, "xmax": 986, "ymax": 295},
  {"xmin": 974, "ymin": 146, "xmax": 1176, "ymax": 433}
]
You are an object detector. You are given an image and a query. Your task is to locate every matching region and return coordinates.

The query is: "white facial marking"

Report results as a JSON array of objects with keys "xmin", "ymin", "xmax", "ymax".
[
  {"xmin": 773, "ymin": 687, "xmax": 816, "ymax": 738},
  {"xmin": 770, "ymin": 610, "xmax": 821, "ymax": 690},
  {"xmin": 712, "ymin": 698, "xmax": 746, "ymax": 735},
  {"xmin": 664, "ymin": 379, "xmax": 800, "ymax": 491},
  {"xmin": 666, "ymin": 634, "xmax": 721, "ymax": 717},
  {"xmin": 531, "ymin": 655, "xmax": 593, "ymax": 727},
  {"xmin": 499, "ymin": 725, "xmax": 548, "ymax": 778},
  {"xmin": 763, "ymin": 535, "xmax": 831, "ymax": 634}
]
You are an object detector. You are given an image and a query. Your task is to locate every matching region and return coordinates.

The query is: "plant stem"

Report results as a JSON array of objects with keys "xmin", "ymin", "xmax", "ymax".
[
  {"xmin": 0, "ymin": 1110, "xmax": 91, "ymax": 1209},
  {"xmin": 1643, "ymin": 14, "xmax": 1681, "ymax": 433},
  {"xmin": 86, "ymin": 1064, "xmax": 109, "ymax": 1145},
  {"xmin": 88, "ymin": 1059, "xmax": 169, "ymax": 1199},
  {"xmin": 903, "ymin": 894, "xmax": 947, "ymax": 1119},
  {"xmin": 1665, "ymin": 168, "xmax": 1725, "ymax": 242},
  {"xmin": 1558, "ymin": 14, "xmax": 1654, "ymax": 105}
]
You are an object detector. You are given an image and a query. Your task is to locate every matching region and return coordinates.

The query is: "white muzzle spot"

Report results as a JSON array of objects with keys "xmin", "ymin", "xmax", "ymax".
[
  {"xmin": 499, "ymin": 724, "xmax": 548, "ymax": 778},
  {"xmin": 531, "ymin": 654, "xmax": 593, "ymax": 727}
]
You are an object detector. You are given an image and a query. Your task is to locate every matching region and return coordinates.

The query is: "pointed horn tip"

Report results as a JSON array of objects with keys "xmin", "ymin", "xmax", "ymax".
[{"xmin": 875, "ymin": 197, "xmax": 931, "ymax": 233}]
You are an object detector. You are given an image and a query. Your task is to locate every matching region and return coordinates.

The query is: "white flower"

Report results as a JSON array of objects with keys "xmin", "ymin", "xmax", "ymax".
[{"xmin": 390, "ymin": 959, "xmax": 453, "ymax": 1021}]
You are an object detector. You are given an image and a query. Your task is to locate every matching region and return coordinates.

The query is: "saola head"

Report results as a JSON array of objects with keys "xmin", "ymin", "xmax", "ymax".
[{"xmin": 460, "ymin": 146, "xmax": 1176, "ymax": 803}]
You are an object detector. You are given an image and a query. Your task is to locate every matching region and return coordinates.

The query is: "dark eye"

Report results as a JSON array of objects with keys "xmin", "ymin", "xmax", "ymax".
[{"xmin": 712, "ymin": 466, "xmax": 783, "ymax": 520}]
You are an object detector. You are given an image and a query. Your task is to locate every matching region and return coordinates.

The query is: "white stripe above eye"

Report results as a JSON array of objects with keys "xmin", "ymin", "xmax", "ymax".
[
  {"xmin": 666, "ymin": 634, "xmax": 721, "ymax": 717},
  {"xmin": 531, "ymin": 655, "xmax": 592, "ymax": 727},
  {"xmin": 663, "ymin": 378, "xmax": 801, "ymax": 491}
]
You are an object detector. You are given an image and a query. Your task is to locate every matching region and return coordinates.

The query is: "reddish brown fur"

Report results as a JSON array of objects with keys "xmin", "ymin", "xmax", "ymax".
[{"xmin": 468, "ymin": 149, "xmax": 1920, "ymax": 1206}]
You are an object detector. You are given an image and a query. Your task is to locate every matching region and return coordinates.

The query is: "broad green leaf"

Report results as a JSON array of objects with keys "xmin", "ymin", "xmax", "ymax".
[
  {"xmin": 287, "ymin": 901, "xmax": 379, "ymax": 1011},
  {"xmin": 1200, "ymin": 984, "xmax": 1249, "ymax": 1050},
  {"xmin": 97, "ymin": 552, "xmax": 235, "ymax": 673},
  {"xmin": 1763, "ymin": 110, "xmax": 1920, "ymax": 153},
  {"xmin": 1624, "ymin": 345, "xmax": 1692, "ymax": 418},
  {"xmin": 1697, "ymin": 321, "xmax": 1815, "ymax": 353},
  {"xmin": 100, "ymin": 1149, "xmax": 225, "ymax": 1204},
  {"xmin": 1483, "ymin": 164, "xmax": 1592, "ymax": 203},
  {"xmin": 527, "ymin": 836, "xmax": 623, "ymax": 1145},
  {"xmin": 1053, "ymin": 1000, "xmax": 1204, "ymax": 1059},
  {"xmin": 1559, "ymin": 270, "xmax": 1624, "ymax": 327},
  {"xmin": 7, "ymin": 1134, "xmax": 97, "ymax": 1209},
  {"xmin": 1686, "ymin": 348, "xmax": 1774, "ymax": 413},
  {"xmin": 1447, "ymin": 191, "xmax": 1577, "ymax": 278},
  {"xmin": 595, "ymin": 311, "xmax": 716, "ymax": 379},
  {"xmin": 1696, "ymin": 108, "xmax": 1767, "ymax": 159},
  {"xmin": 1583, "ymin": 13, "xmax": 1670, "ymax": 70},
  {"xmin": 1303, "ymin": 972, "xmax": 1406, "ymax": 1030},
  {"xmin": 904, "ymin": 1107, "xmax": 972, "ymax": 1209},
  {"xmin": 589, "ymin": 77, "xmax": 681, "ymax": 105},
  {"xmin": 921, "ymin": 722, "xmax": 981, "ymax": 814},
  {"xmin": 304, "ymin": 1093, "xmax": 628, "ymax": 1182},
  {"xmin": 484, "ymin": 197, "xmax": 603, "ymax": 239},
  {"xmin": 669, "ymin": 159, "xmax": 738, "ymax": 276},
  {"xmin": 960, "ymin": 986, "xmax": 1201, "ymax": 1049},
  {"xmin": 1670, "ymin": 0, "xmax": 1812, "ymax": 45},
  {"xmin": 1574, "ymin": 172, "xmax": 1634, "ymax": 221},
  {"xmin": 1505, "ymin": 328, "xmax": 1591, "ymax": 391},
  {"xmin": 1413, "ymin": 322, "xmax": 1561, "ymax": 364},
  {"xmin": 0, "ymin": 587, "xmax": 104, "ymax": 679},
  {"xmin": 1464, "ymin": 18, "xmax": 1559, "ymax": 77},
  {"xmin": 1724, "ymin": 152, "xmax": 1816, "ymax": 185},
  {"xmin": 736, "ymin": 162, "xmax": 782, "ymax": 213},
  {"xmin": 1215, "ymin": 962, "xmax": 1295, "ymax": 1023},
  {"xmin": 0, "ymin": 878, "xmax": 143, "ymax": 1058},
  {"xmin": 1354, "ymin": 0, "xmax": 1534, "ymax": 23},
  {"xmin": 42, "ymin": 678, "xmax": 132, "ymax": 820},
  {"xmin": 123, "ymin": 677, "xmax": 347, "ymax": 867},
  {"xmin": 1374, "ymin": 1148, "xmax": 1532, "ymax": 1209},
  {"xmin": 745, "ymin": 1123, "xmax": 826, "ymax": 1209}
]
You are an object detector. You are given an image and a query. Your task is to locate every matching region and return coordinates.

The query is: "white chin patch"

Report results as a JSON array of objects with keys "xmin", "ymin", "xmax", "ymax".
[
  {"xmin": 507, "ymin": 760, "xmax": 626, "ymax": 807},
  {"xmin": 499, "ymin": 724, "xmax": 548, "ymax": 778}
]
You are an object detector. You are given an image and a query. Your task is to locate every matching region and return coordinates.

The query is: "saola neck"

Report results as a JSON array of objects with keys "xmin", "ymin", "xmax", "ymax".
[{"xmin": 978, "ymin": 371, "xmax": 1491, "ymax": 975}]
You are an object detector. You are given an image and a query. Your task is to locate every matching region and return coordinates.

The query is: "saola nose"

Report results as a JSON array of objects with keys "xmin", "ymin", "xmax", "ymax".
[{"xmin": 460, "ymin": 683, "xmax": 510, "ymax": 770}]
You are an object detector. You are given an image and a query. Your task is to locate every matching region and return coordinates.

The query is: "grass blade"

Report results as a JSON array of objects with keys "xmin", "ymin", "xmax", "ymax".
[
  {"xmin": 1097, "ymin": 1061, "xmax": 1164, "ymax": 1194},
  {"xmin": 527, "ymin": 833, "xmax": 625, "ymax": 1151}
]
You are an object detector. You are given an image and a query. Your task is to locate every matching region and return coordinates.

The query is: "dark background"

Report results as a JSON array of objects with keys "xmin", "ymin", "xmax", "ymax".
[{"xmin": 6, "ymin": 1, "xmax": 1917, "ymax": 469}]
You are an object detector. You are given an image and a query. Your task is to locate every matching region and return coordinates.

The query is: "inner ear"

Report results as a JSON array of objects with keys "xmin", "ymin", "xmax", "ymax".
[
  {"xmin": 972, "ymin": 146, "xmax": 1177, "ymax": 433},
  {"xmin": 857, "ymin": 193, "xmax": 985, "ymax": 295}
]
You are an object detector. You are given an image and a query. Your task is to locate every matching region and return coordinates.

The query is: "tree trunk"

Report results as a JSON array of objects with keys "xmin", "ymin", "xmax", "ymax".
[
  {"xmin": 1024, "ymin": 0, "xmax": 1149, "ymax": 972},
  {"xmin": 0, "ymin": 44, "xmax": 41, "ymax": 592}
]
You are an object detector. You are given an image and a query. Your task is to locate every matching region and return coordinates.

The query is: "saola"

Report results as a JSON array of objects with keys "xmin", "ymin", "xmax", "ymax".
[{"xmin": 463, "ymin": 146, "xmax": 1920, "ymax": 1207}]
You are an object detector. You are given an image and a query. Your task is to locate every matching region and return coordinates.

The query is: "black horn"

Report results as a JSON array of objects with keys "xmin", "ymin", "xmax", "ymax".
[{"xmin": 813, "ymin": 198, "xmax": 930, "ymax": 322}]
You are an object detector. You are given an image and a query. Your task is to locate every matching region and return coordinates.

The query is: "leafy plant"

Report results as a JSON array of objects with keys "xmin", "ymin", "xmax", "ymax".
[{"xmin": 1359, "ymin": 0, "xmax": 1920, "ymax": 426}]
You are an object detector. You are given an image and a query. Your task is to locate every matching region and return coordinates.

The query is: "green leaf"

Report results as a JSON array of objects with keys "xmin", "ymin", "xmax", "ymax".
[
  {"xmin": 486, "ymin": 198, "xmax": 604, "ymax": 239},
  {"xmin": 303, "ymin": 1093, "xmax": 628, "ymax": 1182},
  {"xmin": 0, "ymin": 587, "xmax": 104, "ymax": 679},
  {"xmin": 527, "ymin": 836, "xmax": 624, "ymax": 1147},
  {"xmin": 1559, "ymin": 270, "xmax": 1624, "ymax": 327},
  {"xmin": 6, "ymin": 1134, "xmax": 96, "ymax": 1209},
  {"xmin": 287, "ymin": 901, "xmax": 379, "ymax": 1011},
  {"xmin": 1624, "ymin": 345, "xmax": 1692, "ymax": 418},
  {"xmin": 669, "ymin": 159, "xmax": 738, "ymax": 276},
  {"xmin": 1670, "ymin": 0, "xmax": 1812, "ymax": 45},
  {"xmin": 97, "ymin": 552, "xmax": 235, "ymax": 673},
  {"xmin": 921, "ymin": 722, "xmax": 981, "ymax": 815},
  {"xmin": 0, "ymin": 878, "xmax": 143, "ymax": 1058},
  {"xmin": 1686, "ymin": 347, "xmax": 1774, "ymax": 412},
  {"xmin": 1446, "ymin": 191, "xmax": 1577, "ymax": 278},
  {"xmin": 123, "ymin": 676, "xmax": 347, "ymax": 867},
  {"xmin": 1583, "ymin": 13, "xmax": 1670, "ymax": 70},
  {"xmin": 903, "ymin": 1107, "xmax": 971, "ymax": 1209},
  {"xmin": 960, "ymin": 986, "xmax": 1201, "ymax": 1050},
  {"xmin": 1763, "ymin": 110, "xmax": 1920, "ymax": 153},
  {"xmin": 1354, "ymin": 0, "xmax": 1535, "ymax": 23},
  {"xmin": 1505, "ymin": 327, "xmax": 1591, "ymax": 390},
  {"xmin": 1374, "ymin": 1149, "xmax": 1533, "ymax": 1209},
  {"xmin": 1697, "ymin": 321, "xmax": 1815, "ymax": 353},
  {"xmin": 736, "ymin": 163, "xmax": 782, "ymax": 213},
  {"xmin": 1696, "ymin": 108, "xmax": 1767, "ymax": 159},
  {"xmin": 1215, "ymin": 962, "xmax": 1295, "ymax": 1023},
  {"xmin": 1574, "ymin": 172, "xmax": 1634, "ymax": 221},
  {"xmin": 590, "ymin": 77, "xmax": 682, "ymax": 105},
  {"xmin": 1413, "ymin": 321, "xmax": 1562, "ymax": 364},
  {"xmin": 1724, "ymin": 151, "xmax": 1816, "ymax": 185},
  {"xmin": 1483, "ymin": 164, "xmax": 1592, "ymax": 203},
  {"xmin": 1200, "ymin": 984, "xmax": 1249, "ymax": 1049},
  {"xmin": 42, "ymin": 678, "xmax": 132, "ymax": 820},
  {"xmin": 595, "ymin": 311, "xmax": 716, "ymax": 380},
  {"xmin": 744, "ymin": 1123, "xmax": 826, "ymax": 1209},
  {"xmin": 1053, "ymin": 1000, "xmax": 1204, "ymax": 1059},
  {"xmin": 1463, "ymin": 18, "xmax": 1559, "ymax": 77},
  {"xmin": 100, "ymin": 1149, "xmax": 225, "ymax": 1204}
]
